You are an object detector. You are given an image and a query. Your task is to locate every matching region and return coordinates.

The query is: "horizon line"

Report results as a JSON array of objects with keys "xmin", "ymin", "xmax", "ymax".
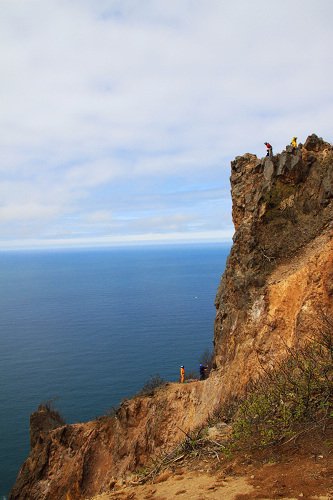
[{"xmin": 0, "ymin": 230, "xmax": 234, "ymax": 252}]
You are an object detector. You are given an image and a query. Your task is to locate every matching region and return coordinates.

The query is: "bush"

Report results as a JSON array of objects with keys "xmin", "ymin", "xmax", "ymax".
[
  {"xmin": 185, "ymin": 371, "xmax": 198, "ymax": 381},
  {"xmin": 199, "ymin": 348, "xmax": 214, "ymax": 371},
  {"xmin": 229, "ymin": 313, "xmax": 333, "ymax": 449},
  {"xmin": 137, "ymin": 374, "xmax": 166, "ymax": 396},
  {"xmin": 38, "ymin": 399, "xmax": 65, "ymax": 425}
]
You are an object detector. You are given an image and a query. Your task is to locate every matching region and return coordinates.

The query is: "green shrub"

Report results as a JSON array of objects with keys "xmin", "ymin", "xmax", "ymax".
[{"xmin": 227, "ymin": 312, "xmax": 333, "ymax": 450}]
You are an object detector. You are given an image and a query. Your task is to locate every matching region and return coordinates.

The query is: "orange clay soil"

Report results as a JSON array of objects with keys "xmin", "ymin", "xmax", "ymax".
[{"xmin": 88, "ymin": 422, "xmax": 333, "ymax": 500}]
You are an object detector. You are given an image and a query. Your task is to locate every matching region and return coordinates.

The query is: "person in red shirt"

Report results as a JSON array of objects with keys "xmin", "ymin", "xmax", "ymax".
[{"xmin": 264, "ymin": 142, "xmax": 273, "ymax": 157}]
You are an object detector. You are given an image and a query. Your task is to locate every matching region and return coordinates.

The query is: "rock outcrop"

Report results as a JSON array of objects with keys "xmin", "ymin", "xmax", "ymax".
[
  {"xmin": 30, "ymin": 404, "xmax": 65, "ymax": 449},
  {"xmin": 10, "ymin": 134, "xmax": 333, "ymax": 500},
  {"xmin": 214, "ymin": 134, "xmax": 333, "ymax": 395},
  {"xmin": 10, "ymin": 382, "xmax": 222, "ymax": 499}
]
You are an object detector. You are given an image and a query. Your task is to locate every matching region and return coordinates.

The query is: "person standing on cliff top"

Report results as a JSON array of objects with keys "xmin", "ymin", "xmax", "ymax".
[
  {"xmin": 180, "ymin": 365, "xmax": 185, "ymax": 383},
  {"xmin": 291, "ymin": 136, "xmax": 297, "ymax": 148},
  {"xmin": 264, "ymin": 142, "xmax": 273, "ymax": 157}
]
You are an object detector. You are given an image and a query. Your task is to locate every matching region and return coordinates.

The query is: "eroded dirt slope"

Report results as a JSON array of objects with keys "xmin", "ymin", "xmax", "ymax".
[{"xmin": 88, "ymin": 424, "xmax": 333, "ymax": 500}]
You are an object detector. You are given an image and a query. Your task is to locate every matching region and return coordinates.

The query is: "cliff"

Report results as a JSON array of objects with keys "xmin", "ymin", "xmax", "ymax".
[
  {"xmin": 214, "ymin": 133, "xmax": 333, "ymax": 394},
  {"xmin": 10, "ymin": 134, "xmax": 333, "ymax": 500}
]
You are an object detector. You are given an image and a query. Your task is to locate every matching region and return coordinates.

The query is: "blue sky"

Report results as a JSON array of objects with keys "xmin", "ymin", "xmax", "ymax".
[{"xmin": 0, "ymin": 0, "xmax": 332, "ymax": 250}]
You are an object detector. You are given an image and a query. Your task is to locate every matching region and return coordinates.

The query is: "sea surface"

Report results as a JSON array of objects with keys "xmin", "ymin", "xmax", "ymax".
[{"xmin": 0, "ymin": 243, "xmax": 230, "ymax": 497}]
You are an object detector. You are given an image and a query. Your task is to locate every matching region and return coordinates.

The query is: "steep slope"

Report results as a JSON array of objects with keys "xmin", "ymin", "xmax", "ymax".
[
  {"xmin": 214, "ymin": 134, "xmax": 333, "ymax": 394},
  {"xmin": 10, "ymin": 134, "xmax": 333, "ymax": 500},
  {"xmin": 10, "ymin": 380, "xmax": 226, "ymax": 499}
]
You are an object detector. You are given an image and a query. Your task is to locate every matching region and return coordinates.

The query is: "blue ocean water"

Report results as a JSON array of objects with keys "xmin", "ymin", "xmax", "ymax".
[{"xmin": 0, "ymin": 243, "xmax": 230, "ymax": 497}]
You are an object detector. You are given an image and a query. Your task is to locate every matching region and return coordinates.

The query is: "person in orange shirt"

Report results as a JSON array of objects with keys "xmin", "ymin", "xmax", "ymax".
[{"xmin": 180, "ymin": 365, "xmax": 185, "ymax": 383}]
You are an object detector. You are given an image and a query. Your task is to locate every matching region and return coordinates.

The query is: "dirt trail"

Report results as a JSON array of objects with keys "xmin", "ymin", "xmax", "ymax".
[
  {"xmin": 89, "ymin": 471, "xmax": 255, "ymax": 499},
  {"xmin": 88, "ymin": 433, "xmax": 333, "ymax": 500}
]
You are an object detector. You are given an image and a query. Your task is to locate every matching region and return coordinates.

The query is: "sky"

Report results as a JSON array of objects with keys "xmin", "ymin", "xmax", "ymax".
[{"xmin": 0, "ymin": 0, "xmax": 332, "ymax": 250}]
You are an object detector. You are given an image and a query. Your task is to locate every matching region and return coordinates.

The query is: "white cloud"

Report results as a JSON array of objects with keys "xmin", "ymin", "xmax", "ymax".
[
  {"xmin": 0, "ymin": 0, "xmax": 332, "ymax": 248},
  {"xmin": 84, "ymin": 210, "xmax": 114, "ymax": 224},
  {"xmin": 0, "ymin": 203, "xmax": 60, "ymax": 222}
]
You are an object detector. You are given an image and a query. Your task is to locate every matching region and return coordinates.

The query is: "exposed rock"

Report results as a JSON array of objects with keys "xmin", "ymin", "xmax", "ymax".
[
  {"xmin": 10, "ymin": 134, "xmax": 333, "ymax": 500},
  {"xmin": 10, "ymin": 382, "xmax": 222, "ymax": 499},
  {"xmin": 30, "ymin": 404, "xmax": 65, "ymax": 449},
  {"xmin": 303, "ymin": 133, "xmax": 330, "ymax": 152},
  {"xmin": 214, "ymin": 133, "xmax": 333, "ymax": 384}
]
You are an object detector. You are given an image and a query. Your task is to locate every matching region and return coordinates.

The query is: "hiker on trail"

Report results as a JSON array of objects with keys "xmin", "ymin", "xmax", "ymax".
[
  {"xmin": 264, "ymin": 142, "xmax": 273, "ymax": 158},
  {"xmin": 199, "ymin": 363, "xmax": 208, "ymax": 381},
  {"xmin": 291, "ymin": 136, "xmax": 297, "ymax": 148},
  {"xmin": 180, "ymin": 365, "xmax": 185, "ymax": 383}
]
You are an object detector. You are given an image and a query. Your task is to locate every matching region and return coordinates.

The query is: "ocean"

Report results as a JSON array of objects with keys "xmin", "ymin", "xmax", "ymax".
[{"xmin": 0, "ymin": 243, "xmax": 230, "ymax": 497}]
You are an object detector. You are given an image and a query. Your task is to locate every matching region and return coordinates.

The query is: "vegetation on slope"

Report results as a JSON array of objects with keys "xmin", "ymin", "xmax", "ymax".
[
  {"xmin": 138, "ymin": 311, "xmax": 333, "ymax": 482},
  {"xmin": 230, "ymin": 311, "xmax": 333, "ymax": 449}
]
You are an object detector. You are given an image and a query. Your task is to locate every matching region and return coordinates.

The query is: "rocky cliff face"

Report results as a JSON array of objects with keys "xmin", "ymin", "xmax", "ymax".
[
  {"xmin": 10, "ymin": 381, "xmax": 223, "ymax": 499},
  {"xmin": 214, "ymin": 134, "xmax": 333, "ymax": 395},
  {"xmin": 10, "ymin": 135, "xmax": 333, "ymax": 500}
]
